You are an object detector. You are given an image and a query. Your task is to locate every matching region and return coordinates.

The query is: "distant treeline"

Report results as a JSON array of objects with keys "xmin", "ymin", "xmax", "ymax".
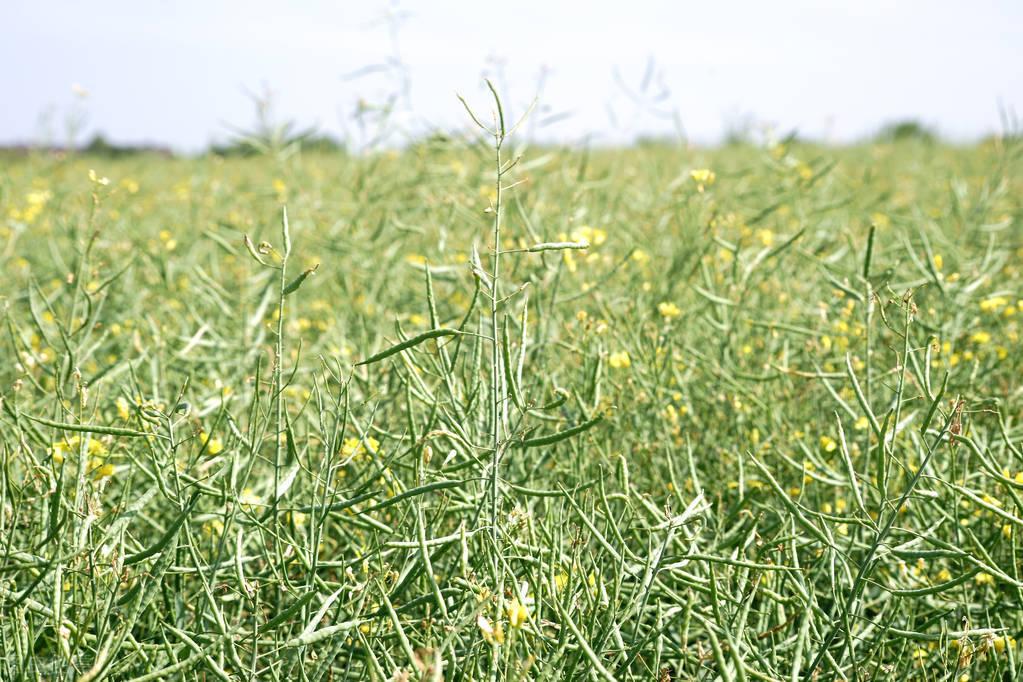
[
  {"xmin": 0, "ymin": 120, "xmax": 994, "ymax": 159},
  {"xmin": 0, "ymin": 134, "xmax": 176, "ymax": 159}
]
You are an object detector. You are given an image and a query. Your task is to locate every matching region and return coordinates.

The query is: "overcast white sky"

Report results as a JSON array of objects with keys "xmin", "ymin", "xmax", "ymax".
[{"xmin": 2, "ymin": 0, "xmax": 1021, "ymax": 151}]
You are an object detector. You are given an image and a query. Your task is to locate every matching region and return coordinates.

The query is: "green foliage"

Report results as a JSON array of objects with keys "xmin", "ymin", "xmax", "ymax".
[{"xmin": 0, "ymin": 130, "xmax": 1021, "ymax": 680}]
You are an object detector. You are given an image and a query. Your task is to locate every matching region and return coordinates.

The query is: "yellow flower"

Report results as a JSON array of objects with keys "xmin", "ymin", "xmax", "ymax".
[
  {"xmin": 200, "ymin": 432, "xmax": 224, "ymax": 455},
  {"xmin": 506, "ymin": 599, "xmax": 528, "ymax": 628},
  {"xmin": 203, "ymin": 519, "xmax": 225, "ymax": 536},
  {"xmin": 608, "ymin": 351, "xmax": 631, "ymax": 369},
  {"xmin": 116, "ymin": 397, "xmax": 132, "ymax": 421},
  {"xmin": 819, "ymin": 435, "xmax": 837, "ymax": 453},
  {"xmin": 92, "ymin": 461, "xmax": 115, "ymax": 480},
  {"xmin": 980, "ymin": 296, "xmax": 1008, "ymax": 312},
  {"xmin": 87, "ymin": 437, "xmax": 107, "ymax": 458},
  {"xmin": 974, "ymin": 572, "xmax": 994, "ymax": 586},
  {"xmin": 563, "ymin": 250, "xmax": 577, "ymax": 273},
  {"xmin": 969, "ymin": 331, "xmax": 991, "ymax": 345},
  {"xmin": 570, "ymin": 225, "xmax": 607, "ymax": 247},
  {"xmin": 477, "ymin": 614, "xmax": 504, "ymax": 645},
  {"xmin": 993, "ymin": 635, "xmax": 1017, "ymax": 654},
  {"xmin": 854, "ymin": 416, "xmax": 869, "ymax": 431},
  {"xmin": 341, "ymin": 436, "xmax": 380, "ymax": 461},
  {"xmin": 239, "ymin": 488, "xmax": 261, "ymax": 509},
  {"xmin": 88, "ymin": 169, "xmax": 110, "ymax": 186},
  {"xmin": 26, "ymin": 189, "xmax": 52, "ymax": 207},
  {"xmin": 657, "ymin": 302, "xmax": 681, "ymax": 320},
  {"xmin": 690, "ymin": 168, "xmax": 716, "ymax": 192},
  {"xmin": 54, "ymin": 437, "xmax": 107, "ymax": 458},
  {"xmin": 867, "ymin": 213, "xmax": 892, "ymax": 229}
]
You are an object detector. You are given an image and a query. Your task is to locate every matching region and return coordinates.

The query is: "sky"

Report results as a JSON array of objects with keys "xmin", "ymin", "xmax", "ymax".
[{"xmin": 2, "ymin": 0, "xmax": 1021, "ymax": 151}]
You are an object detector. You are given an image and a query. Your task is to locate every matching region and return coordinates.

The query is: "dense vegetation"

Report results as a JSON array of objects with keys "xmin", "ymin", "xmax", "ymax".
[{"xmin": 1, "ymin": 126, "xmax": 1022, "ymax": 680}]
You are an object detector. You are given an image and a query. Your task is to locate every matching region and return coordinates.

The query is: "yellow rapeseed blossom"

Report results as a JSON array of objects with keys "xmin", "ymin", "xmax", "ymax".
[
  {"xmin": 477, "ymin": 614, "xmax": 504, "ymax": 645},
  {"xmin": 993, "ymin": 635, "xmax": 1017, "ymax": 654},
  {"xmin": 690, "ymin": 168, "xmax": 716, "ymax": 192},
  {"xmin": 867, "ymin": 213, "xmax": 892, "ymax": 229},
  {"xmin": 50, "ymin": 436, "xmax": 108, "ymax": 463},
  {"xmin": 92, "ymin": 462, "xmax": 115, "ymax": 480},
  {"xmin": 980, "ymin": 296, "xmax": 1009, "ymax": 312},
  {"xmin": 88, "ymin": 169, "xmax": 110, "ymax": 186},
  {"xmin": 341, "ymin": 436, "xmax": 381, "ymax": 462},
  {"xmin": 657, "ymin": 301, "xmax": 681, "ymax": 320},
  {"xmin": 200, "ymin": 432, "xmax": 224, "ymax": 455},
  {"xmin": 239, "ymin": 488, "xmax": 261, "ymax": 509},
  {"xmin": 9, "ymin": 189, "xmax": 52, "ymax": 223},
  {"xmin": 608, "ymin": 351, "xmax": 631, "ymax": 369},
  {"xmin": 203, "ymin": 518, "xmax": 225, "ymax": 537},
  {"xmin": 563, "ymin": 250, "xmax": 577, "ymax": 273},
  {"xmin": 116, "ymin": 397, "xmax": 131, "ymax": 421},
  {"xmin": 570, "ymin": 225, "xmax": 607, "ymax": 247},
  {"xmin": 506, "ymin": 599, "xmax": 528, "ymax": 628},
  {"xmin": 974, "ymin": 572, "xmax": 994, "ymax": 586}
]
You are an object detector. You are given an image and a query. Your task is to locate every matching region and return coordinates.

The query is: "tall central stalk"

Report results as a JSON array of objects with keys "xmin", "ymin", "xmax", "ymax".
[
  {"xmin": 272, "ymin": 208, "xmax": 291, "ymax": 594},
  {"xmin": 488, "ymin": 91, "xmax": 506, "ymax": 580}
]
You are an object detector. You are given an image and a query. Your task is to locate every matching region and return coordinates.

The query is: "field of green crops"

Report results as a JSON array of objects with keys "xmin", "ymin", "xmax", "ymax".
[{"xmin": 1, "ymin": 126, "xmax": 1022, "ymax": 680}]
